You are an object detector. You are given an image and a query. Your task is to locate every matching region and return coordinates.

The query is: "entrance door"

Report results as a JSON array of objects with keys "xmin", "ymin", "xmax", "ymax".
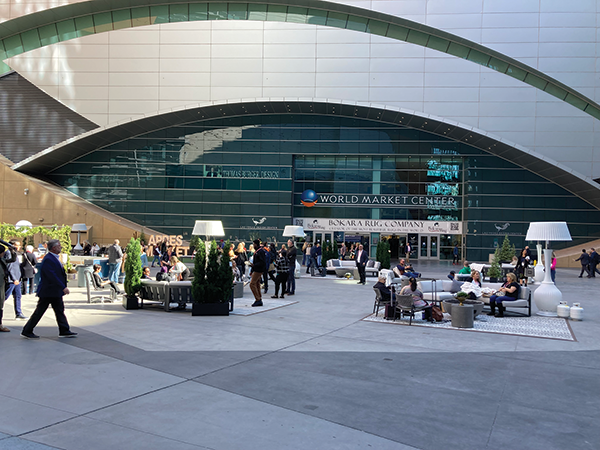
[{"xmin": 419, "ymin": 235, "xmax": 439, "ymax": 260}]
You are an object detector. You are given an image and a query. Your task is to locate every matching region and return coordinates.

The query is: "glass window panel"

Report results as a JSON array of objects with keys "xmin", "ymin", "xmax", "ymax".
[
  {"xmin": 150, "ymin": 5, "xmax": 170, "ymax": 24},
  {"xmin": 524, "ymin": 73, "xmax": 548, "ymax": 90},
  {"xmin": 306, "ymin": 9, "xmax": 327, "ymax": 26},
  {"xmin": 346, "ymin": 15, "xmax": 368, "ymax": 32},
  {"xmin": 466, "ymin": 49, "xmax": 490, "ymax": 66},
  {"xmin": 56, "ymin": 19, "xmax": 77, "ymax": 41},
  {"xmin": 326, "ymin": 12, "xmax": 348, "ymax": 29},
  {"xmin": 241, "ymin": 179, "xmax": 260, "ymax": 190},
  {"xmin": 228, "ymin": 3, "xmax": 248, "ymax": 20},
  {"xmin": 487, "ymin": 57, "xmax": 509, "ymax": 73},
  {"xmin": 112, "ymin": 9, "xmax": 131, "ymax": 30},
  {"xmin": 3, "ymin": 35, "xmax": 23, "ymax": 57},
  {"xmin": 544, "ymin": 83, "xmax": 568, "ymax": 101},
  {"xmin": 208, "ymin": 3, "xmax": 228, "ymax": 20},
  {"xmin": 131, "ymin": 7, "xmax": 151, "ymax": 26},
  {"xmin": 38, "ymin": 24, "xmax": 60, "ymax": 46},
  {"xmin": 266, "ymin": 5, "xmax": 287, "ymax": 22},
  {"xmin": 20, "ymin": 30, "xmax": 41, "ymax": 52},
  {"xmin": 406, "ymin": 29, "xmax": 429, "ymax": 46},
  {"xmin": 286, "ymin": 7, "xmax": 307, "ymax": 23},
  {"xmin": 368, "ymin": 20, "xmax": 391, "ymax": 37},
  {"xmin": 93, "ymin": 12, "xmax": 113, "ymax": 33},
  {"xmin": 74, "ymin": 16, "xmax": 95, "ymax": 37},
  {"xmin": 446, "ymin": 42, "xmax": 469, "ymax": 59},
  {"xmin": 189, "ymin": 3, "xmax": 208, "ymax": 21},
  {"xmin": 247, "ymin": 3, "xmax": 267, "ymax": 20},
  {"xmin": 564, "ymin": 93, "xmax": 587, "ymax": 111},
  {"xmin": 506, "ymin": 65, "xmax": 527, "ymax": 81},
  {"xmin": 169, "ymin": 4, "xmax": 188, "ymax": 22},
  {"xmin": 426, "ymin": 35, "xmax": 449, "ymax": 52}
]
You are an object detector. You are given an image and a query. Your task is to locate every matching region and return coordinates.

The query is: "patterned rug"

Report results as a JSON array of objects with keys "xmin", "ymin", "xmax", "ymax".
[{"xmin": 363, "ymin": 312, "xmax": 576, "ymax": 341}]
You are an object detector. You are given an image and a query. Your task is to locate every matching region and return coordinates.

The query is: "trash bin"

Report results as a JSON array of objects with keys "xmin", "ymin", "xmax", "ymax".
[{"xmin": 77, "ymin": 265, "xmax": 94, "ymax": 288}]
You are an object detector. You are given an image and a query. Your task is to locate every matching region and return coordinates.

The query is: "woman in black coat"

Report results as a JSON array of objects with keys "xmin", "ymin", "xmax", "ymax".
[
  {"xmin": 516, "ymin": 249, "xmax": 530, "ymax": 286},
  {"xmin": 21, "ymin": 245, "xmax": 38, "ymax": 295}
]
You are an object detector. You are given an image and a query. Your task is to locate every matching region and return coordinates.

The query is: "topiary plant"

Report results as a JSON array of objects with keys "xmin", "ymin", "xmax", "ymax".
[
  {"xmin": 376, "ymin": 239, "xmax": 391, "ymax": 269},
  {"xmin": 204, "ymin": 240, "xmax": 222, "ymax": 302},
  {"xmin": 216, "ymin": 239, "xmax": 234, "ymax": 303},
  {"xmin": 192, "ymin": 240, "xmax": 207, "ymax": 303},
  {"xmin": 487, "ymin": 248, "xmax": 502, "ymax": 280},
  {"xmin": 124, "ymin": 237, "xmax": 142, "ymax": 297},
  {"xmin": 497, "ymin": 235, "xmax": 516, "ymax": 263}
]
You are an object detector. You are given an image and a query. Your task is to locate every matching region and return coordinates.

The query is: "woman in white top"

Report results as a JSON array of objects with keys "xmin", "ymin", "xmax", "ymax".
[{"xmin": 169, "ymin": 256, "xmax": 190, "ymax": 281}]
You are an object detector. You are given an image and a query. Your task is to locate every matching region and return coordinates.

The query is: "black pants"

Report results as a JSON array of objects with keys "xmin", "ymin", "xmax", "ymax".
[
  {"xmin": 22, "ymin": 296, "xmax": 71, "ymax": 335},
  {"xmin": 357, "ymin": 264, "xmax": 366, "ymax": 283},
  {"xmin": 0, "ymin": 293, "xmax": 5, "ymax": 325},
  {"xmin": 579, "ymin": 265, "xmax": 591, "ymax": 277},
  {"xmin": 275, "ymin": 273, "xmax": 288, "ymax": 296},
  {"xmin": 591, "ymin": 263, "xmax": 600, "ymax": 277}
]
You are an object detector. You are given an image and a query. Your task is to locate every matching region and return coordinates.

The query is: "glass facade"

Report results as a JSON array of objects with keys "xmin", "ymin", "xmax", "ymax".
[{"xmin": 47, "ymin": 114, "xmax": 600, "ymax": 261}]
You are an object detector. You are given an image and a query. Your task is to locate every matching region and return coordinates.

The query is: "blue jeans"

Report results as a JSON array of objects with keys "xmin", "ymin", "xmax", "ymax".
[
  {"xmin": 286, "ymin": 265, "xmax": 296, "ymax": 294},
  {"xmin": 151, "ymin": 255, "xmax": 160, "ymax": 266},
  {"xmin": 5, "ymin": 282, "xmax": 23, "ymax": 315},
  {"xmin": 108, "ymin": 262, "xmax": 121, "ymax": 283}
]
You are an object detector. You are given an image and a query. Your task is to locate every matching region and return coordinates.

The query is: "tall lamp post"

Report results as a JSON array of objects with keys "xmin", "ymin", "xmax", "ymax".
[
  {"xmin": 192, "ymin": 220, "xmax": 225, "ymax": 244},
  {"xmin": 71, "ymin": 223, "xmax": 88, "ymax": 251},
  {"xmin": 282, "ymin": 225, "xmax": 305, "ymax": 244},
  {"xmin": 525, "ymin": 222, "xmax": 572, "ymax": 316}
]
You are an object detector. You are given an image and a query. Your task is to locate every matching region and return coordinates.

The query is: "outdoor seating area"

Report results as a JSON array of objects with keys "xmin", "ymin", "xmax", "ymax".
[
  {"xmin": 327, "ymin": 259, "xmax": 381, "ymax": 277},
  {"xmin": 138, "ymin": 279, "xmax": 238, "ymax": 312}
]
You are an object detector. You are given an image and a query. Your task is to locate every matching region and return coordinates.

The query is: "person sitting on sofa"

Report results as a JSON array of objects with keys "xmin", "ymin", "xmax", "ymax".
[
  {"xmin": 141, "ymin": 266, "xmax": 152, "ymax": 280},
  {"xmin": 487, "ymin": 272, "xmax": 520, "ymax": 317},
  {"xmin": 91, "ymin": 264, "xmax": 122, "ymax": 296},
  {"xmin": 447, "ymin": 270, "xmax": 456, "ymax": 281},
  {"xmin": 399, "ymin": 277, "xmax": 433, "ymax": 322},
  {"xmin": 458, "ymin": 261, "xmax": 471, "ymax": 275},
  {"xmin": 373, "ymin": 275, "xmax": 392, "ymax": 303},
  {"xmin": 392, "ymin": 266, "xmax": 411, "ymax": 288},
  {"xmin": 169, "ymin": 256, "xmax": 190, "ymax": 281},
  {"xmin": 404, "ymin": 264, "xmax": 420, "ymax": 278}
]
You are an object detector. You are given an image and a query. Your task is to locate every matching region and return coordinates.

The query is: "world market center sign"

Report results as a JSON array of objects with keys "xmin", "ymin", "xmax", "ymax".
[{"xmin": 312, "ymin": 194, "xmax": 458, "ymax": 209}]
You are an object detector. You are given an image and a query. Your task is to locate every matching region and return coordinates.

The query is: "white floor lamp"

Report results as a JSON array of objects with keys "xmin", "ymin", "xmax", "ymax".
[{"xmin": 525, "ymin": 222, "xmax": 572, "ymax": 316}]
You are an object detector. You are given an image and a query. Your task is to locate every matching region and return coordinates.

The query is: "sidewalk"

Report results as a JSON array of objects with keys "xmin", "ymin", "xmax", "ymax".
[{"xmin": 0, "ymin": 261, "xmax": 598, "ymax": 450}]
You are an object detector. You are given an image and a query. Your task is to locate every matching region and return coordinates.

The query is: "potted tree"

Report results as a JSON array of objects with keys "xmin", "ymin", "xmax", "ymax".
[
  {"xmin": 191, "ymin": 240, "xmax": 231, "ymax": 316},
  {"xmin": 122, "ymin": 237, "xmax": 142, "ymax": 310},
  {"xmin": 376, "ymin": 239, "xmax": 391, "ymax": 270},
  {"xmin": 487, "ymin": 249, "xmax": 502, "ymax": 283}
]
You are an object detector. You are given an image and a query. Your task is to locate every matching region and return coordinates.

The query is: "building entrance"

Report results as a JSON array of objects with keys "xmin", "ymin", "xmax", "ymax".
[
  {"xmin": 419, "ymin": 235, "xmax": 439, "ymax": 260},
  {"xmin": 382, "ymin": 235, "xmax": 407, "ymax": 261}
]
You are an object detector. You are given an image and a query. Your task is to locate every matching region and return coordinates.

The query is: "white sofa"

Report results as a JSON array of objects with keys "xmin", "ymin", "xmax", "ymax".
[{"xmin": 327, "ymin": 259, "xmax": 381, "ymax": 277}]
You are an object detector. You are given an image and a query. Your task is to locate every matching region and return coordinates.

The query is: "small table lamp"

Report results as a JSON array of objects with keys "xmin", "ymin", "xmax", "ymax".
[
  {"xmin": 525, "ymin": 222, "xmax": 572, "ymax": 316},
  {"xmin": 71, "ymin": 223, "xmax": 88, "ymax": 251}
]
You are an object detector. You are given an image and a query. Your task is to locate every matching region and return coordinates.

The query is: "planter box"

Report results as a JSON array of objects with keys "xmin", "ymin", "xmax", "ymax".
[
  {"xmin": 192, "ymin": 302, "xmax": 229, "ymax": 316},
  {"xmin": 122, "ymin": 294, "xmax": 139, "ymax": 310}
]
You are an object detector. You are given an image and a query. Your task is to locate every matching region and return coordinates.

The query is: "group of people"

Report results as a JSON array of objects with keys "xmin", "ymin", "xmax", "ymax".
[
  {"xmin": 0, "ymin": 239, "xmax": 77, "ymax": 339},
  {"xmin": 575, "ymin": 248, "xmax": 600, "ymax": 278}
]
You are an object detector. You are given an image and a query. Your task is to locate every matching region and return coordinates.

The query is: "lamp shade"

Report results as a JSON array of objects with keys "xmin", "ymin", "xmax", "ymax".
[
  {"xmin": 71, "ymin": 223, "xmax": 87, "ymax": 232},
  {"xmin": 282, "ymin": 225, "xmax": 305, "ymax": 237},
  {"xmin": 525, "ymin": 222, "xmax": 572, "ymax": 242},
  {"xmin": 192, "ymin": 220, "xmax": 225, "ymax": 237},
  {"xmin": 15, "ymin": 220, "xmax": 32, "ymax": 229}
]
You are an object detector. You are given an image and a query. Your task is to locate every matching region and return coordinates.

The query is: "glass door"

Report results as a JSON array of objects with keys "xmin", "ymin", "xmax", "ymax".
[{"xmin": 419, "ymin": 235, "xmax": 440, "ymax": 260}]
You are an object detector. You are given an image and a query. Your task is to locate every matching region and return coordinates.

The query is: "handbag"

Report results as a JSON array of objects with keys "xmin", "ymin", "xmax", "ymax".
[
  {"xmin": 431, "ymin": 306, "xmax": 443, "ymax": 322},
  {"xmin": 525, "ymin": 267, "xmax": 535, "ymax": 277}
]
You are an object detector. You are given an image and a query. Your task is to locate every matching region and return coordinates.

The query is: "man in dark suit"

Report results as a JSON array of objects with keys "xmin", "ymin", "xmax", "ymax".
[
  {"xmin": 590, "ymin": 248, "xmax": 600, "ymax": 277},
  {"xmin": 355, "ymin": 244, "xmax": 368, "ymax": 285},
  {"xmin": 574, "ymin": 249, "xmax": 591, "ymax": 278},
  {"xmin": 285, "ymin": 239, "xmax": 297, "ymax": 295},
  {"xmin": 21, "ymin": 239, "xmax": 77, "ymax": 339}
]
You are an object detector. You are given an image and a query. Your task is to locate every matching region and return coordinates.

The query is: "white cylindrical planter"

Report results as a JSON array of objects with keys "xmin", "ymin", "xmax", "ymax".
[
  {"xmin": 570, "ymin": 303, "xmax": 583, "ymax": 321},
  {"xmin": 534, "ymin": 248, "xmax": 562, "ymax": 316},
  {"xmin": 556, "ymin": 302, "xmax": 570, "ymax": 318}
]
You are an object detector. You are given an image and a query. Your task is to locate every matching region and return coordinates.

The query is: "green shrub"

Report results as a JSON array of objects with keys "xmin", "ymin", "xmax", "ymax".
[
  {"xmin": 376, "ymin": 240, "xmax": 391, "ymax": 269},
  {"xmin": 124, "ymin": 237, "xmax": 142, "ymax": 296}
]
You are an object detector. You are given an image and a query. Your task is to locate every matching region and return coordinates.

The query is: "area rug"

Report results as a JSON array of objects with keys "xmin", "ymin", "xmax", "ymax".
[
  {"xmin": 363, "ymin": 312, "xmax": 576, "ymax": 341},
  {"xmin": 229, "ymin": 298, "xmax": 298, "ymax": 316}
]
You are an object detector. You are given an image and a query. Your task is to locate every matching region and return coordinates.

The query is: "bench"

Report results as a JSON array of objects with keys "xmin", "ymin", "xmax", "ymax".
[
  {"xmin": 139, "ymin": 279, "xmax": 237, "ymax": 312},
  {"xmin": 327, "ymin": 259, "xmax": 381, "ymax": 277}
]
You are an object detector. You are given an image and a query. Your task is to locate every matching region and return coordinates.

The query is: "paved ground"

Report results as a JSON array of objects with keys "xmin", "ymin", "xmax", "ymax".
[{"xmin": 0, "ymin": 261, "xmax": 598, "ymax": 450}]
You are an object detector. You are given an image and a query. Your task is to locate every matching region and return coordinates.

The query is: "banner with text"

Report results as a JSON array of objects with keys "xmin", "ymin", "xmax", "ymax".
[{"xmin": 294, "ymin": 218, "xmax": 462, "ymax": 234}]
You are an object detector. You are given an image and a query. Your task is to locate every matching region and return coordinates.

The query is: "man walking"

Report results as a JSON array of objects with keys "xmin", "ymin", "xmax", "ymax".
[
  {"xmin": 590, "ymin": 248, "xmax": 600, "ymax": 277},
  {"xmin": 285, "ymin": 239, "xmax": 297, "ymax": 295},
  {"xmin": 249, "ymin": 239, "xmax": 267, "ymax": 307},
  {"xmin": 4, "ymin": 240, "xmax": 27, "ymax": 320},
  {"xmin": 21, "ymin": 239, "xmax": 77, "ymax": 339},
  {"xmin": 355, "ymin": 244, "xmax": 368, "ymax": 285},
  {"xmin": 107, "ymin": 239, "xmax": 123, "ymax": 283},
  {"xmin": 574, "ymin": 249, "xmax": 591, "ymax": 278}
]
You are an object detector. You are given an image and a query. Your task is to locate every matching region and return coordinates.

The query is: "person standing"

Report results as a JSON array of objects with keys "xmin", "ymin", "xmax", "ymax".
[
  {"xmin": 308, "ymin": 243, "xmax": 318, "ymax": 275},
  {"xmin": 452, "ymin": 244, "xmax": 459, "ymax": 265},
  {"xmin": 285, "ymin": 239, "xmax": 297, "ymax": 296},
  {"xmin": 550, "ymin": 252, "xmax": 557, "ymax": 283},
  {"xmin": 272, "ymin": 250, "xmax": 290, "ymax": 299},
  {"xmin": 249, "ymin": 239, "xmax": 266, "ymax": 307},
  {"xmin": 355, "ymin": 244, "xmax": 368, "ymax": 285},
  {"xmin": 21, "ymin": 239, "xmax": 77, "ymax": 339},
  {"xmin": 21, "ymin": 245, "xmax": 38, "ymax": 295},
  {"xmin": 107, "ymin": 239, "xmax": 123, "ymax": 283},
  {"xmin": 340, "ymin": 242, "xmax": 347, "ymax": 260},
  {"xmin": 315, "ymin": 242, "xmax": 322, "ymax": 267},
  {"xmin": 405, "ymin": 242, "xmax": 412, "ymax": 263},
  {"xmin": 4, "ymin": 240, "xmax": 27, "ymax": 320},
  {"xmin": 0, "ymin": 240, "xmax": 17, "ymax": 332},
  {"xmin": 590, "ymin": 248, "xmax": 600, "ymax": 277},
  {"xmin": 574, "ymin": 249, "xmax": 591, "ymax": 278}
]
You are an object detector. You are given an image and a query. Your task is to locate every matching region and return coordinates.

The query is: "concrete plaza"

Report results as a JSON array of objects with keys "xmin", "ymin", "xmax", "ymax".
[{"xmin": 0, "ymin": 261, "xmax": 598, "ymax": 450}]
